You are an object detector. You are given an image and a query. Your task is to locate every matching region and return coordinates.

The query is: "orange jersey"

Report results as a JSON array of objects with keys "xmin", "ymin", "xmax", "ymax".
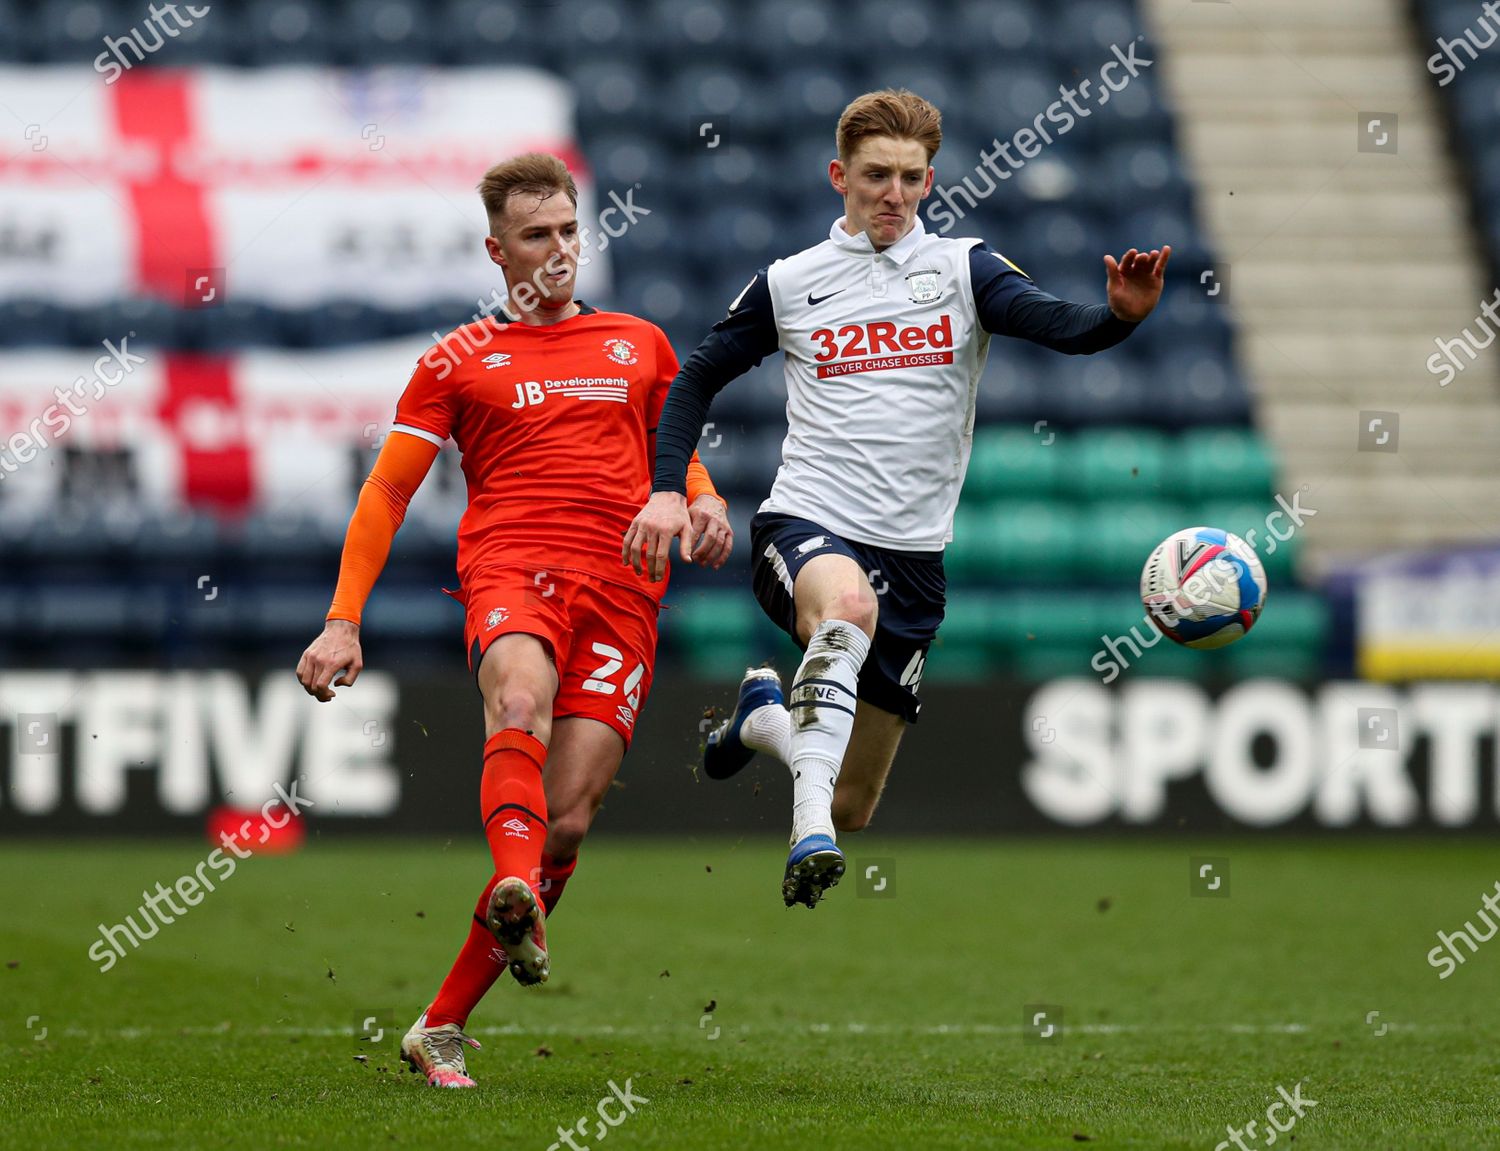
[{"xmin": 391, "ymin": 305, "xmax": 681, "ymax": 602}]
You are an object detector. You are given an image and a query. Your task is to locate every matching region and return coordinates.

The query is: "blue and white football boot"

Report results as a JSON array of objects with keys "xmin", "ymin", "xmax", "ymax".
[
  {"xmin": 702, "ymin": 667, "xmax": 784, "ymax": 780},
  {"xmin": 782, "ymin": 833, "xmax": 845, "ymax": 908}
]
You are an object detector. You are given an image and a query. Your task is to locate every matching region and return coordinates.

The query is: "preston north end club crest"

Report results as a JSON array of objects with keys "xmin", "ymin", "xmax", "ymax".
[{"xmin": 905, "ymin": 269, "xmax": 942, "ymax": 303}]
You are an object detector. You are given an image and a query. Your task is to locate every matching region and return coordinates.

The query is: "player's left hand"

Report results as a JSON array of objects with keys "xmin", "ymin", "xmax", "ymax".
[
  {"xmin": 687, "ymin": 495, "xmax": 733, "ymax": 569},
  {"xmin": 1104, "ymin": 245, "xmax": 1171, "ymax": 322}
]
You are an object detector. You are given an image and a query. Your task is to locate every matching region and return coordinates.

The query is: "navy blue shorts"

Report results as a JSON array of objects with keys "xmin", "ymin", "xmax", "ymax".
[{"xmin": 749, "ymin": 511, "xmax": 945, "ymax": 723}]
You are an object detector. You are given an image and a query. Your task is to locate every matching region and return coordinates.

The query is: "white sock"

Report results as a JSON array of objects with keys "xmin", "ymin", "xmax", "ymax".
[
  {"xmin": 742, "ymin": 702, "xmax": 791, "ymax": 763},
  {"xmin": 787, "ymin": 620, "xmax": 870, "ymax": 845}
]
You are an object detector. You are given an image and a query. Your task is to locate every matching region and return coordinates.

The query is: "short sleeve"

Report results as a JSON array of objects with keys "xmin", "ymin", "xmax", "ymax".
[{"xmin": 390, "ymin": 349, "xmax": 457, "ymax": 448}]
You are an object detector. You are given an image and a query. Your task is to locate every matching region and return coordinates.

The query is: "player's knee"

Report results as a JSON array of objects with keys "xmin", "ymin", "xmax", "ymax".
[
  {"xmin": 813, "ymin": 590, "xmax": 877, "ymax": 638},
  {"xmin": 485, "ymin": 687, "xmax": 547, "ymax": 738}
]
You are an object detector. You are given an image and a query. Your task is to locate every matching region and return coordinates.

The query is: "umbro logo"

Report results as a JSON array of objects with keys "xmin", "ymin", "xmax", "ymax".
[
  {"xmin": 482, "ymin": 353, "xmax": 512, "ymax": 369},
  {"xmin": 502, "ymin": 817, "xmax": 531, "ymax": 838},
  {"xmin": 807, "ymin": 289, "xmax": 845, "ymax": 307}
]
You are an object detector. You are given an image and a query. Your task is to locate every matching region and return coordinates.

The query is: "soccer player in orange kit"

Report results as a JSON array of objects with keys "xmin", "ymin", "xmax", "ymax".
[{"xmin": 295, "ymin": 154, "xmax": 731, "ymax": 1087}]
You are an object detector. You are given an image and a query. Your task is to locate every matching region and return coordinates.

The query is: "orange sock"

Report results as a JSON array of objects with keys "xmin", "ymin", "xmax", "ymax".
[
  {"xmin": 426, "ymin": 875, "xmax": 507, "ymax": 1029},
  {"xmin": 537, "ymin": 851, "xmax": 577, "ymax": 916},
  {"xmin": 480, "ymin": 729, "xmax": 548, "ymax": 896}
]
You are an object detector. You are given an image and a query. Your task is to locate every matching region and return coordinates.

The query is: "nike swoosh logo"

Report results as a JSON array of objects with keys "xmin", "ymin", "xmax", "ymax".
[{"xmin": 807, "ymin": 289, "xmax": 845, "ymax": 306}]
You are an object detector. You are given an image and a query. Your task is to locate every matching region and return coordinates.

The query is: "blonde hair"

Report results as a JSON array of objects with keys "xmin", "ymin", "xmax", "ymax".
[
  {"xmin": 477, "ymin": 152, "xmax": 578, "ymax": 233},
  {"xmin": 836, "ymin": 89, "xmax": 943, "ymax": 163}
]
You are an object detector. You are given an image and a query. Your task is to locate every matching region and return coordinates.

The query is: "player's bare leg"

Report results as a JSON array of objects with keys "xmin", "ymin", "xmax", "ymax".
[
  {"xmin": 476, "ymin": 634, "xmax": 557, "ymax": 985},
  {"xmin": 778, "ymin": 554, "xmax": 876, "ymax": 907},
  {"xmin": 535, "ymin": 716, "xmax": 626, "ymax": 911},
  {"xmin": 831, "ymin": 702, "xmax": 906, "ymax": 833}
]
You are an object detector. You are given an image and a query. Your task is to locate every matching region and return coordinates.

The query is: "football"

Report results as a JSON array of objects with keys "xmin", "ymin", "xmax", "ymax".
[{"xmin": 1140, "ymin": 526, "xmax": 1268, "ymax": 649}]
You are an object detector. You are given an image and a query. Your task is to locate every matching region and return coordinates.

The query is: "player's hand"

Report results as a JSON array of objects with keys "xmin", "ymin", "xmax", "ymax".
[
  {"xmin": 296, "ymin": 619, "xmax": 363, "ymax": 703},
  {"xmin": 1105, "ymin": 244, "xmax": 1170, "ymax": 322},
  {"xmin": 622, "ymin": 491, "xmax": 693, "ymax": 582},
  {"xmin": 687, "ymin": 494, "xmax": 733, "ymax": 570}
]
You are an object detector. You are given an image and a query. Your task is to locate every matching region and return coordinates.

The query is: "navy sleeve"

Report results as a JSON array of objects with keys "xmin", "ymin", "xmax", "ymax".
[
  {"xmin": 969, "ymin": 242, "xmax": 1138, "ymax": 355},
  {"xmin": 651, "ymin": 268, "xmax": 779, "ymax": 495}
]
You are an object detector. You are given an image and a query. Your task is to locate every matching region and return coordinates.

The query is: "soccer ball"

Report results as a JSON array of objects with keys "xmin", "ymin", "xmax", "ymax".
[{"xmin": 1140, "ymin": 527, "xmax": 1267, "ymax": 649}]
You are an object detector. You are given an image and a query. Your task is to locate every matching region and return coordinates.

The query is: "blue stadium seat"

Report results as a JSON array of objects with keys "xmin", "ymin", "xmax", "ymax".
[
  {"xmin": 175, "ymin": 301, "xmax": 283, "ymax": 352},
  {"xmin": 77, "ymin": 299, "xmax": 183, "ymax": 349},
  {"xmin": 1051, "ymin": 355, "xmax": 1153, "ymax": 426},
  {"xmin": 947, "ymin": 1, "xmax": 1050, "ymax": 65},
  {"xmin": 283, "ymin": 301, "xmax": 391, "ymax": 348},
  {"xmin": 569, "ymin": 58, "xmax": 655, "ymax": 131},
  {"xmin": 0, "ymin": 299, "xmax": 72, "ymax": 346},
  {"xmin": 746, "ymin": 0, "xmax": 861, "ymax": 73},
  {"xmin": 131, "ymin": 510, "xmax": 221, "ymax": 569},
  {"xmin": 645, "ymin": 0, "xmax": 749, "ymax": 66},
  {"xmin": 770, "ymin": 67, "xmax": 869, "ymax": 140},
  {"xmin": 26, "ymin": 0, "xmax": 125, "ymax": 63},
  {"xmin": 1099, "ymin": 141, "xmax": 1194, "ymax": 214},
  {"xmin": 241, "ymin": 1, "xmax": 340, "ymax": 65},
  {"xmin": 661, "ymin": 65, "xmax": 778, "ymax": 145},
  {"xmin": 1046, "ymin": 0, "xmax": 1147, "ymax": 57},
  {"xmin": 343, "ymin": 0, "xmax": 439, "ymax": 65},
  {"xmin": 125, "ymin": 3, "xmax": 239, "ymax": 65},
  {"xmin": 1157, "ymin": 355, "xmax": 1251, "ymax": 427}
]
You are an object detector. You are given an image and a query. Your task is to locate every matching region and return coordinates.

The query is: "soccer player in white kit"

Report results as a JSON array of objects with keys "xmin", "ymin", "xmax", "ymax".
[{"xmin": 624, "ymin": 89, "xmax": 1169, "ymax": 907}]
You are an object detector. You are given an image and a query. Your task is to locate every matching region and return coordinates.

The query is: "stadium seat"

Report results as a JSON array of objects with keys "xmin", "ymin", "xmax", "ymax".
[
  {"xmin": 0, "ymin": 299, "xmax": 71, "ymax": 346},
  {"xmin": 1060, "ymin": 427, "xmax": 1170, "ymax": 500},
  {"xmin": 947, "ymin": 0, "xmax": 1049, "ymax": 65},
  {"xmin": 343, "ymin": 0, "xmax": 439, "ymax": 65},
  {"xmin": 241, "ymin": 1, "xmax": 340, "ymax": 65},
  {"xmin": 1051, "ymin": 356, "xmax": 1153, "ymax": 426},
  {"xmin": 25, "ymin": 0, "xmax": 122, "ymax": 63},
  {"xmin": 746, "ymin": 0, "xmax": 862, "ymax": 73},
  {"xmin": 1173, "ymin": 428, "xmax": 1276, "ymax": 501},
  {"xmin": 1082, "ymin": 499, "xmax": 1187, "ymax": 582},
  {"xmin": 965, "ymin": 425, "xmax": 1062, "ymax": 499}
]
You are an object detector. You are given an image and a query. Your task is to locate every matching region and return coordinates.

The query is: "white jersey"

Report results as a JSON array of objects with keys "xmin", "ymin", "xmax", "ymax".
[
  {"xmin": 758, "ymin": 216, "xmax": 988, "ymax": 551},
  {"xmin": 652, "ymin": 213, "xmax": 1136, "ymax": 552}
]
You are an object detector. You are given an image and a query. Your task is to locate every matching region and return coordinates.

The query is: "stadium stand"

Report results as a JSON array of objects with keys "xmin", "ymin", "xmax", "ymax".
[{"xmin": 0, "ymin": 0, "xmax": 1329, "ymax": 679}]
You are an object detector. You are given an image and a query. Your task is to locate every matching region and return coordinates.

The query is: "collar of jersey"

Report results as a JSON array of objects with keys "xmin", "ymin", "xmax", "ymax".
[
  {"xmin": 495, "ymin": 300, "xmax": 598, "ymax": 326},
  {"xmin": 828, "ymin": 215, "xmax": 925, "ymax": 265}
]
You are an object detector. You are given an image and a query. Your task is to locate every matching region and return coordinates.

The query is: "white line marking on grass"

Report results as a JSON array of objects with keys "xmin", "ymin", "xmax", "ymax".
[{"xmin": 54, "ymin": 1020, "xmax": 1441, "ymax": 1041}]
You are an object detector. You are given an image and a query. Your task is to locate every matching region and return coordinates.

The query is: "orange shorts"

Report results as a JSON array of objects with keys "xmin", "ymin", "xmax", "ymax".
[{"xmin": 452, "ymin": 566, "xmax": 660, "ymax": 747}]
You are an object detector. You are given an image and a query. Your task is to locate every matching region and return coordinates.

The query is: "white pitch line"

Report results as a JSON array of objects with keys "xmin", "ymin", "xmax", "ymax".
[{"xmin": 43, "ymin": 1020, "xmax": 1445, "ymax": 1041}]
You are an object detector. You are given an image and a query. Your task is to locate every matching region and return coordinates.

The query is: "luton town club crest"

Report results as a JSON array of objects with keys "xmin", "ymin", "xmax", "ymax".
[
  {"xmin": 603, "ymin": 338, "xmax": 638, "ymax": 365},
  {"xmin": 905, "ymin": 269, "xmax": 942, "ymax": 303},
  {"xmin": 485, "ymin": 606, "xmax": 509, "ymax": 630}
]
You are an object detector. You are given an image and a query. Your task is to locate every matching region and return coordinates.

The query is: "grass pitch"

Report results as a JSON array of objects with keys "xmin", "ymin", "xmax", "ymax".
[{"xmin": 2, "ymin": 836, "xmax": 1498, "ymax": 1149}]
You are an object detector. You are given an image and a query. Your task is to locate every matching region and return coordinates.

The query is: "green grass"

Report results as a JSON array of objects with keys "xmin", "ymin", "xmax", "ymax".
[{"xmin": 3, "ymin": 837, "xmax": 1498, "ymax": 1149}]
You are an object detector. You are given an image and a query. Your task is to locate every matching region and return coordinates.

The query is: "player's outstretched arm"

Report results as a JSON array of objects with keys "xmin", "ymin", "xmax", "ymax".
[
  {"xmin": 972, "ymin": 243, "xmax": 1169, "ymax": 355},
  {"xmin": 296, "ymin": 431, "xmax": 439, "ymax": 702}
]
